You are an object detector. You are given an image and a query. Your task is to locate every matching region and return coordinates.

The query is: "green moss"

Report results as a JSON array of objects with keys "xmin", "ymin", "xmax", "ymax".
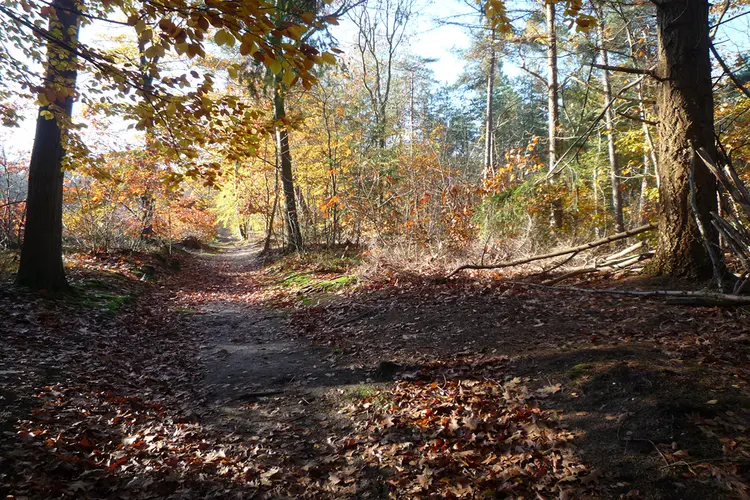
[
  {"xmin": 315, "ymin": 275, "xmax": 358, "ymax": 292},
  {"xmin": 106, "ymin": 294, "xmax": 136, "ymax": 313},
  {"xmin": 570, "ymin": 363, "xmax": 594, "ymax": 379},
  {"xmin": 278, "ymin": 272, "xmax": 314, "ymax": 287},
  {"xmin": 69, "ymin": 291, "xmax": 138, "ymax": 314}
]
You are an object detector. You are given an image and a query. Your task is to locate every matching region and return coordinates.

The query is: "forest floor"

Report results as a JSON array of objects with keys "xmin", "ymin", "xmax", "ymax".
[{"xmin": 1, "ymin": 242, "xmax": 750, "ymax": 499}]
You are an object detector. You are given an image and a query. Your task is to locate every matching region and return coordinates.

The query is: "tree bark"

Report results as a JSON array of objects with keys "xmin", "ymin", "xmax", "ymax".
[
  {"xmin": 597, "ymin": 12, "xmax": 625, "ymax": 233},
  {"xmin": 546, "ymin": 0, "xmax": 563, "ymax": 228},
  {"xmin": 273, "ymin": 75, "xmax": 303, "ymax": 251},
  {"xmin": 483, "ymin": 28, "xmax": 496, "ymax": 179},
  {"xmin": 653, "ymin": 0, "xmax": 722, "ymax": 278},
  {"xmin": 17, "ymin": 0, "xmax": 80, "ymax": 291}
]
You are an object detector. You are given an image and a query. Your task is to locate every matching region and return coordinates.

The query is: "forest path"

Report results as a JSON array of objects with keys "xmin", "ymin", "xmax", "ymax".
[
  {"xmin": 184, "ymin": 242, "xmax": 365, "ymax": 405},
  {"xmin": 166, "ymin": 242, "xmax": 379, "ymax": 489},
  {"xmin": 164, "ymin": 243, "xmax": 750, "ymax": 498}
]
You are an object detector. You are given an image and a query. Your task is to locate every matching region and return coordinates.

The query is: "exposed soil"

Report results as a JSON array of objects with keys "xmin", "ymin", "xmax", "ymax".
[{"xmin": 1, "ymin": 244, "xmax": 750, "ymax": 498}]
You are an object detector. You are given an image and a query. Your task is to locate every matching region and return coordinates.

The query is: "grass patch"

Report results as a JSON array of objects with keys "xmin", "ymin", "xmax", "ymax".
[
  {"xmin": 0, "ymin": 249, "xmax": 19, "ymax": 277},
  {"xmin": 315, "ymin": 275, "xmax": 358, "ymax": 292},
  {"xmin": 278, "ymin": 272, "xmax": 314, "ymax": 287},
  {"xmin": 69, "ymin": 290, "xmax": 138, "ymax": 314},
  {"xmin": 338, "ymin": 383, "xmax": 392, "ymax": 410},
  {"xmin": 569, "ymin": 362, "xmax": 594, "ymax": 379},
  {"xmin": 277, "ymin": 272, "xmax": 358, "ymax": 294}
]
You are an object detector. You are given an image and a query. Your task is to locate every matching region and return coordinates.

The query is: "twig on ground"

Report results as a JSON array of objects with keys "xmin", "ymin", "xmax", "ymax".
[{"xmin": 235, "ymin": 390, "xmax": 286, "ymax": 401}]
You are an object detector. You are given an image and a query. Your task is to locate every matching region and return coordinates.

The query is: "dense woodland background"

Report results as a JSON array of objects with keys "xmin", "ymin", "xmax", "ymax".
[{"xmin": 1, "ymin": 0, "xmax": 748, "ymax": 291}]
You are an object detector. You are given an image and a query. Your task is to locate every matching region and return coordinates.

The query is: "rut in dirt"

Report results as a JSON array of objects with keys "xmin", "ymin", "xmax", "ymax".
[{"xmin": 172, "ymin": 244, "xmax": 370, "ymax": 434}]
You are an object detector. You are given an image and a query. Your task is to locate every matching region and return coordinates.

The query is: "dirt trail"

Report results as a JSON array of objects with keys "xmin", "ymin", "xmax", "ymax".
[
  {"xmin": 173, "ymin": 243, "xmax": 368, "ymax": 442},
  {"xmin": 164, "ymin": 243, "xmax": 750, "ymax": 498}
]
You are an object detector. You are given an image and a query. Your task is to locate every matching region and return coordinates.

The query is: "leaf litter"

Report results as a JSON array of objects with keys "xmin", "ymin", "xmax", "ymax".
[{"xmin": 1, "ymin": 245, "xmax": 750, "ymax": 498}]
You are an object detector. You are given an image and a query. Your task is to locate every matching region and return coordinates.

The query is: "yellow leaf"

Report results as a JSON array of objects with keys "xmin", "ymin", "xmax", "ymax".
[
  {"xmin": 214, "ymin": 29, "xmax": 231, "ymax": 46},
  {"xmin": 239, "ymin": 41, "xmax": 256, "ymax": 56},
  {"xmin": 282, "ymin": 69, "xmax": 295, "ymax": 86},
  {"xmin": 267, "ymin": 59, "xmax": 282, "ymax": 75}
]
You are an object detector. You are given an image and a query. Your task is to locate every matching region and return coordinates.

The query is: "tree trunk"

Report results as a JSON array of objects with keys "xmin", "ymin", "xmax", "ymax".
[
  {"xmin": 137, "ymin": 35, "xmax": 159, "ymax": 244},
  {"xmin": 546, "ymin": 0, "xmax": 563, "ymax": 228},
  {"xmin": 273, "ymin": 76, "xmax": 303, "ymax": 251},
  {"xmin": 17, "ymin": 0, "xmax": 80, "ymax": 291},
  {"xmin": 597, "ymin": 13, "xmax": 625, "ymax": 233},
  {"xmin": 653, "ymin": 0, "xmax": 722, "ymax": 278},
  {"xmin": 483, "ymin": 28, "xmax": 496, "ymax": 179},
  {"xmin": 263, "ymin": 166, "xmax": 279, "ymax": 253},
  {"xmin": 623, "ymin": 21, "xmax": 657, "ymax": 223}
]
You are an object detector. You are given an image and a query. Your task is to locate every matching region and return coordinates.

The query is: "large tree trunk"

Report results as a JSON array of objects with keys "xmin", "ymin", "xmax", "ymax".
[
  {"xmin": 483, "ymin": 28, "xmax": 496, "ymax": 180},
  {"xmin": 653, "ymin": 0, "xmax": 721, "ymax": 278},
  {"xmin": 546, "ymin": 0, "xmax": 563, "ymax": 228},
  {"xmin": 273, "ymin": 76, "xmax": 303, "ymax": 252},
  {"xmin": 17, "ymin": 0, "xmax": 80, "ymax": 291},
  {"xmin": 597, "ymin": 12, "xmax": 625, "ymax": 233}
]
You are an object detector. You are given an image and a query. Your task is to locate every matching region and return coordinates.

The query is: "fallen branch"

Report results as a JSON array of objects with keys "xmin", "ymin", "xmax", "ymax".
[
  {"xmin": 544, "ymin": 252, "xmax": 653, "ymax": 285},
  {"xmin": 502, "ymin": 280, "xmax": 750, "ymax": 306},
  {"xmin": 234, "ymin": 390, "xmax": 285, "ymax": 401},
  {"xmin": 448, "ymin": 224, "xmax": 655, "ymax": 277},
  {"xmin": 598, "ymin": 241, "xmax": 644, "ymax": 264},
  {"xmin": 712, "ymin": 216, "xmax": 750, "ymax": 270},
  {"xmin": 529, "ymin": 251, "xmax": 580, "ymax": 278},
  {"xmin": 332, "ymin": 307, "xmax": 379, "ymax": 328},
  {"xmin": 689, "ymin": 151, "xmax": 726, "ymax": 291}
]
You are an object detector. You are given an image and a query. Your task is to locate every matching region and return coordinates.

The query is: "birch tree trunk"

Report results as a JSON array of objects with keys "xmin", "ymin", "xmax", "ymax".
[
  {"xmin": 483, "ymin": 28, "xmax": 496, "ymax": 179},
  {"xmin": 597, "ymin": 11, "xmax": 625, "ymax": 233},
  {"xmin": 546, "ymin": 0, "xmax": 563, "ymax": 228}
]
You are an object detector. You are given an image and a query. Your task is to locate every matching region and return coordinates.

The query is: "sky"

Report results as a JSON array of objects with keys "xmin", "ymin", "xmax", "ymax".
[
  {"xmin": 1, "ymin": 1, "xmax": 478, "ymax": 158},
  {"xmin": 5, "ymin": 2, "xmax": 750, "ymax": 158},
  {"xmin": 331, "ymin": 0, "xmax": 478, "ymax": 85}
]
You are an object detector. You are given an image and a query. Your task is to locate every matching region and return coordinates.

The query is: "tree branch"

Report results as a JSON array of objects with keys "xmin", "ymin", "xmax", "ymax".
[
  {"xmin": 710, "ymin": 42, "xmax": 750, "ymax": 101},
  {"xmin": 591, "ymin": 63, "xmax": 655, "ymax": 77},
  {"xmin": 448, "ymin": 224, "xmax": 656, "ymax": 277},
  {"xmin": 616, "ymin": 111, "xmax": 658, "ymax": 126}
]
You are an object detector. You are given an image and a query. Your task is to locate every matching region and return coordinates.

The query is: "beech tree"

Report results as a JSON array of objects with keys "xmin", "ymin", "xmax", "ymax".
[
  {"xmin": 15, "ymin": 0, "xmax": 79, "ymax": 290},
  {"xmin": 1, "ymin": 0, "xmax": 336, "ymax": 290}
]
